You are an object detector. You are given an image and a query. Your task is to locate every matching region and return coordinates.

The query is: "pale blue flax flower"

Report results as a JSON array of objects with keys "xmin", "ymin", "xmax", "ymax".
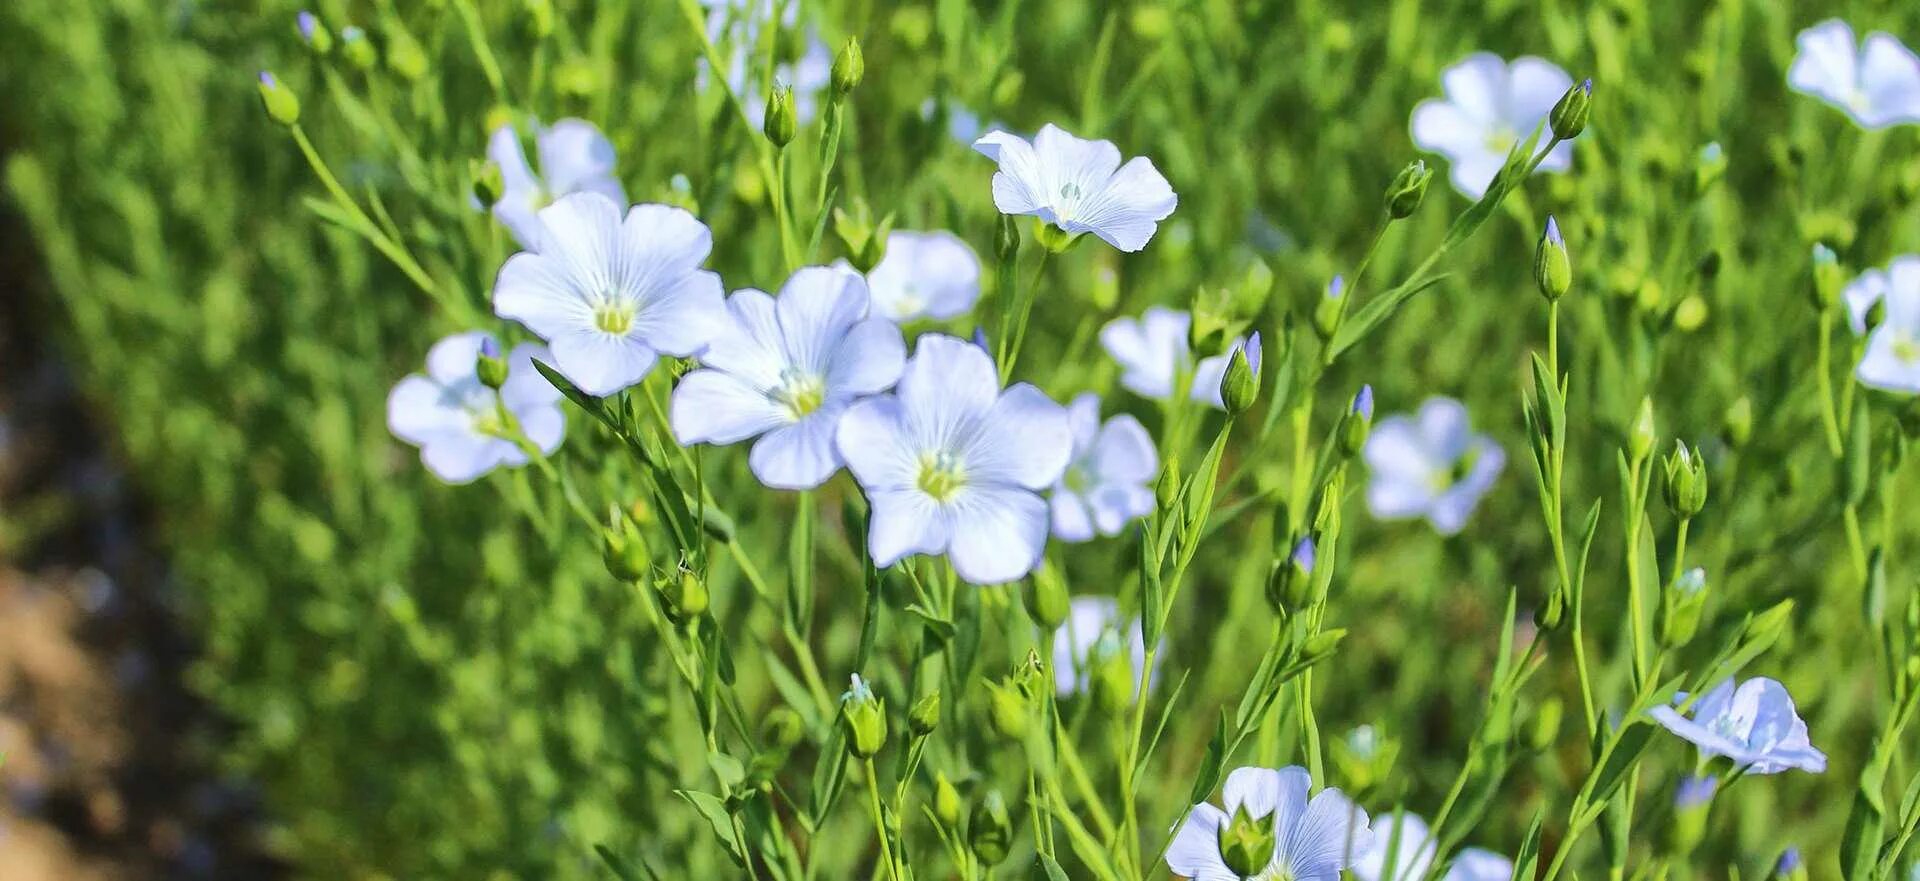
[
  {"xmin": 1856, "ymin": 257, "xmax": 1920, "ymax": 393},
  {"xmin": 972, "ymin": 124, "xmax": 1178, "ymax": 252},
  {"xmin": 1411, "ymin": 53, "xmax": 1577, "ymax": 198},
  {"xmin": 1166, "ymin": 766, "xmax": 1372, "ymax": 881},
  {"xmin": 1051, "ymin": 596, "xmax": 1150, "ymax": 698},
  {"xmin": 485, "ymin": 118, "xmax": 626, "ymax": 249},
  {"xmin": 858, "ymin": 230, "xmax": 981, "ymax": 322},
  {"xmin": 1100, "ymin": 307, "xmax": 1261, "ymax": 409},
  {"xmin": 670, "ymin": 266, "xmax": 904, "ymax": 490},
  {"xmin": 1049, "ymin": 393, "xmax": 1158, "ymax": 541},
  {"xmin": 1788, "ymin": 20, "xmax": 1920, "ymax": 129},
  {"xmin": 1840, "ymin": 256, "xmax": 1920, "ymax": 335},
  {"xmin": 834, "ymin": 334, "xmax": 1072, "ymax": 584},
  {"xmin": 1650, "ymin": 677, "xmax": 1827, "ymax": 774},
  {"xmin": 387, "ymin": 332, "xmax": 564, "ymax": 484},
  {"xmin": 493, "ymin": 193, "xmax": 728, "ymax": 397},
  {"xmin": 1353, "ymin": 812, "xmax": 1511, "ymax": 881},
  {"xmin": 1362, "ymin": 397, "xmax": 1505, "ymax": 534}
]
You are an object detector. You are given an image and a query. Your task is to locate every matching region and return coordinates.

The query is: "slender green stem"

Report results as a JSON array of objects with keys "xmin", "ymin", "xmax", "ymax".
[{"xmin": 864, "ymin": 758, "xmax": 900, "ymax": 881}]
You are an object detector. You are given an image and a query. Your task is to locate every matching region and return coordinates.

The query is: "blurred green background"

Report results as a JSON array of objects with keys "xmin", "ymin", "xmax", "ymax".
[{"xmin": 3, "ymin": 0, "xmax": 1919, "ymax": 877}]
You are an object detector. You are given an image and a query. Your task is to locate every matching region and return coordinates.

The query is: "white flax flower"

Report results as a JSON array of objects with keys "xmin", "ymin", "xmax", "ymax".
[
  {"xmin": 670, "ymin": 266, "xmax": 905, "ymax": 490},
  {"xmin": 1166, "ymin": 765, "xmax": 1372, "ymax": 881},
  {"xmin": 387, "ymin": 332, "xmax": 564, "ymax": 484},
  {"xmin": 858, "ymin": 230, "xmax": 982, "ymax": 322},
  {"xmin": 1100, "ymin": 307, "xmax": 1262, "ymax": 409},
  {"xmin": 1049, "ymin": 393, "xmax": 1157, "ymax": 541},
  {"xmin": 1353, "ymin": 812, "xmax": 1512, "ymax": 881},
  {"xmin": 492, "ymin": 193, "xmax": 728, "ymax": 397},
  {"xmin": 972, "ymin": 124, "xmax": 1178, "ymax": 252},
  {"xmin": 1362, "ymin": 397, "xmax": 1504, "ymax": 535},
  {"xmin": 485, "ymin": 118, "xmax": 626, "ymax": 249},
  {"xmin": 834, "ymin": 334, "xmax": 1072, "ymax": 584},
  {"xmin": 1788, "ymin": 19, "xmax": 1920, "ymax": 129},
  {"xmin": 1650, "ymin": 677, "xmax": 1828, "ymax": 775},
  {"xmin": 1411, "ymin": 53, "xmax": 1577, "ymax": 198},
  {"xmin": 1856, "ymin": 257, "xmax": 1920, "ymax": 393}
]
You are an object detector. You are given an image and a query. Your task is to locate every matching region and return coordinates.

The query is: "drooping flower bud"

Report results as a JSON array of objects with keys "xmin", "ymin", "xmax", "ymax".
[
  {"xmin": 1312, "ymin": 274, "xmax": 1346, "ymax": 342},
  {"xmin": 1550, "ymin": 78, "xmax": 1593, "ymax": 140},
  {"xmin": 1660, "ymin": 567, "xmax": 1708, "ymax": 648},
  {"xmin": 1217, "ymin": 805, "xmax": 1278, "ymax": 877},
  {"xmin": 968, "ymin": 790, "xmax": 1013, "ymax": 865},
  {"xmin": 1340, "ymin": 384, "xmax": 1374, "ymax": 457},
  {"xmin": 297, "ymin": 11, "xmax": 334, "ymax": 54},
  {"xmin": 908, "ymin": 689, "xmax": 941, "ymax": 736},
  {"xmin": 1662, "ymin": 441, "xmax": 1707, "ymax": 519},
  {"xmin": 601, "ymin": 526, "xmax": 650, "ymax": 582},
  {"xmin": 763, "ymin": 85, "xmax": 797, "ymax": 148},
  {"xmin": 1384, "ymin": 159, "xmax": 1433, "ymax": 220},
  {"xmin": 256, "ymin": 71, "xmax": 302, "ymax": 126},
  {"xmin": 840, "ymin": 674, "xmax": 889, "ymax": 758},
  {"xmin": 1220, "ymin": 342, "xmax": 1258, "ymax": 416},
  {"xmin": 1534, "ymin": 215, "xmax": 1572, "ymax": 302},
  {"xmin": 830, "ymin": 38, "xmax": 864, "ymax": 102},
  {"xmin": 475, "ymin": 337, "xmax": 508, "ymax": 390}
]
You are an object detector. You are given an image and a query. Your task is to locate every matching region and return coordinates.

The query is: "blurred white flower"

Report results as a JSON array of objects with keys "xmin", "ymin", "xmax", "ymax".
[
  {"xmin": 1051, "ymin": 596, "xmax": 1149, "ymax": 697},
  {"xmin": 972, "ymin": 124, "xmax": 1178, "ymax": 252},
  {"xmin": 1650, "ymin": 677, "xmax": 1828, "ymax": 774},
  {"xmin": 702, "ymin": 0, "xmax": 830, "ymax": 128},
  {"xmin": 485, "ymin": 118, "xmax": 626, "ymax": 249},
  {"xmin": 1856, "ymin": 258, "xmax": 1920, "ymax": 392},
  {"xmin": 858, "ymin": 231, "xmax": 982, "ymax": 322},
  {"xmin": 1362, "ymin": 397, "xmax": 1505, "ymax": 535},
  {"xmin": 1411, "ymin": 53, "xmax": 1577, "ymax": 198},
  {"xmin": 671, "ymin": 266, "xmax": 905, "ymax": 489},
  {"xmin": 387, "ymin": 332, "xmax": 564, "ymax": 484},
  {"xmin": 919, "ymin": 97, "xmax": 986, "ymax": 144},
  {"xmin": 1099, "ymin": 307, "xmax": 1261, "ymax": 409},
  {"xmin": 493, "ymin": 193, "xmax": 728, "ymax": 397},
  {"xmin": 1788, "ymin": 20, "xmax": 1920, "ymax": 129},
  {"xmin": 1845, "ymin": 254, "xmax": 1920, "ymax": 336},
  {"xmin": 1050, "ymin": 393, "xmax": 1157, "ymax": 541},
  {"xmin": 1353, "ymin": 812, "xmax": 1512, "ymax": 881},
  {"xmin": 1166, "ymin": 766, "xmax": 1371, "ymax": 881},
  {"xmin": 834, "ymin": 334, "xmax": 1072, "ymax": 584}
]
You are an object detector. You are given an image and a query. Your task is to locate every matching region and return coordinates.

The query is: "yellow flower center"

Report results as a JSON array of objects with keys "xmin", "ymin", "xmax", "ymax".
[
  {"xmin": 917, "ymin": 451, "xmax": 966, "ymax": 502},
  {"xmin": 594, "ymin": 300, "xmax": 636, "ymax": 335},
  {"xmin": 772, "ymin": 370, "xmax": 827, "ymax": 419}
]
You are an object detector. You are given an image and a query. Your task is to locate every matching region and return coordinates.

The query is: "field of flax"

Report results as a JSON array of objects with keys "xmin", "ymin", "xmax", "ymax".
[{"xmin": 4, "ymin": 1, "xmax": 1920, "ymax": 879}]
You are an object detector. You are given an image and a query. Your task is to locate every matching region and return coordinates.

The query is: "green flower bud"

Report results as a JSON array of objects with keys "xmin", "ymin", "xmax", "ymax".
[
  {"xmin": 1811, "ymin": 243, "xmax": 1844, "ymax": 312},
  {"xmin": 1722, "ymin": 396, "xmax": 1754, "ymax": 449},
  {"xmin": 255, "ymin": 71, "xmax": 301, "ymax": 126},
  {"xmin": 470, "ymin": 158, "xmax": 506, "ymax": 207},
  {"xmin": 1660, "ymin": 567, "xmax": 1708, "ymax": 648},
  {"xmin": 1032, "ymin": 217, "xmax": 1079, "ymax": 253},
  {"xmin": 1534, "ymin": 215, "xmax": 1572, "ymax": 302},
  {"xmin": 984, "ymin": 678, "xmax": 1030, "ymax": 740},
  {"xmin": 1217, "ymin": 805, "xmax": 1278, "ymax": 876},
  {"xmin": 831, "ymin": 38, "xmax": 864, "ymax": 101},
  {"xmin": 521, "ymin": 0, "xmax": 555, "ymax": 39},
  {"xmin": 1535, "ymin": 587, "xmax": 1566, "ymax": 633},
  {"xmin": 1630, "ymin": 397, "xmax": 1658, "ymax": 463},
  {"xmin": 340, "ymin": 25, "xmax": 377, "ymax": 70},
  {"xmin": 658, "ymin": 568, "xmax": 709, "ymax": 620},
  {"xmin": 1666, "ymin": 775, "xmax": 1716, "ymax": 856},
  {"xmin": 1527, "ymin": 697, "xmax": 1564, "ymax": 752},
  {"xmin": 700, "ymin": 506, "xmax": 737, "ymax": 543},
  {"xmin": 1220, "ymin": 344, "xmax": 1258, "ymax": 416},
  {"xmin": 1311, "ymin": 275, "xmax": 1346, "ymax": 342},
  {"xmin": 1090, "ymin": 635, "xmax": 1137, "ymax": 714},
  {"xmin": 296, "ymin": 11, "xmax": 334, "ymax": 55},
  {"xmin": 1269, "ymin": 537, "xmax": 1316, "ymax": 613},
  {"xmin": 383, "ymin": 22, "xmax": 429, "ymax": 81},
  {"xmin": 1384, "ymin": 159, "xmax": 1433, "ymax": 219},
  {"xmin": 601, "ymin": 527, "xmax": 650, "ymax": 582},
  {"xmin": 908, "ymin": 689, "xmax": 941, "ymax": 737},
  {"xmin": 1024, "ymin": 565, "xmax": 1069, "ymax": 629},
  {"xmin": 1743, "ymin": 599, "xmax": 1796, "ymax": 651},
  {"xmin": 968, "ymin": 790, "xmax": 1013, "ymax": 865},
  {"xmin": 1662, "ymin": 442, "xmax": 1707, "ymax": 519},
  {"xmin": 474, "ymin": 339, "xmax": 509, "ymax": 390},
  {"xmin": 761, "ymin": 707, "xmax": 805, "ymax": 751},
  {"xmin": 840, "ymin": 674, "xmax": 889, "ymax": 758},
  {"xmin": 1693, "ymin": 142, "xmax": 1726, "ymax": 196},
  {"xmin": 1340, "ymin": 385, "xmax": 1375, "ymax": 458},
  {"xmin": 1672, "ymin": 295, "xmax": 1708, "ymax": 332},
  {"xmin": 763, "ymin": 85, "xmax": 797, "ymax": 148},
  {"xmin": 1155, "ymin": 456, "xmax": 1182, "ymax": 511},
  {"xmin": 1550, "ymin": 78, "xmax": 1593, "ymax": 141},
  {"xmin": 1299, "ymin": 628, "xmax": 1346, "ymax": 663},
  {"xmin": 554, "ymin": 59, "xmax": 597, "ymax": 98},
  {"xmin": 933, "ymin": 772, "xmax": 963, "ymax": 828},
  {"xmin": 1011, "ymin": 649, "xmax": 1045, "ymax": 698}
]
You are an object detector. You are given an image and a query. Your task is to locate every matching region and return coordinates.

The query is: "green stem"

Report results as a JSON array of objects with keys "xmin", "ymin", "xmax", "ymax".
[{"xmin": 864, "ymin": 758, "xmax": 900, "ymax": 881}]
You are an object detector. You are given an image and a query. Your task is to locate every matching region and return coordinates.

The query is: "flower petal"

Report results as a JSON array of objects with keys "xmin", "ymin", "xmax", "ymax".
[
  {"xmin": 700, "ymin": 288, "xmax": 786, "ymax": 388},
  {"xmin": 974, "ymin": 130, "xmax": 1048, "ymax": 217},
  {"xmin": 1440, "ymin": 53, "xmax": 1510, "ymax": 126},
  {"xmin": 896, "ymin": 334, "xmax": 1001, "ymax": 445},
  {"xmin": 671, "ymin": 369, "xmax": 787, "ymax": 445},
  {"xmin": 1856, "ymin": 325, "xmax": 1920, "ymax": 393},
  {"xmin": 426, "ymin": 331, "xmax": 492, "ymax": 385},
  {"xmin": 388, "ymin": 375, "xmax": 469, "ymax": 446},
  {"xmin": 1165, "ymin": 803, "xmax": 1237, "ymax": 881},
  {"xmin": 750, "ymin": 408, "xmax": 844, "ymax": 489},
  {"xmin": 499, "ymin": 343, "xmax": 565, "ymax": 410},
  {"xmin": 1050, "ymin": 490, "xmax": 1096, "ymax": 543},
  {"xmin": 551, "ymin": 331, "xmax": 658, "ymax": 396},
  {"xmin": 1503, "ymin": 57, "xmax": 1573, "ymax": 128},
  {"xmin": 1860, "ymin": 33, "xmax": 1920, "ymax": 127},
  {"xmin": 420, "ymin": 434, "xmax": 511, "ymax": 485},
  {"xmin": 836, "ymin": 396, "xmax": 919, "ymax": 490},
  {"xmin": 1222, "ymin": 766, "xmax": 1309, "ymax": 821},
  {"xmin": 964, "ymin": 384, "xmax": 1073, "ymax": 489},
  {"xmin": 1067, "ymin": 156, "xmax": 1178, "ymax": 252},
  {"xmin": 828, "ymin": 318, "xmax": 907, "ymax": 398},
  {"xmin": 866, "ymin": 487, "xmax": 949, "ymax": 568},
  {"xmin": 1788, "ymin": 20, "xmax": 1860, "ymax": 106},
  {"xmin": 1281, "ymin": 788, "xmax": 1372, "ymax": 880},
  {"xmin": 1411, "ymin": 99, "xmax": 1487, "ymax": 159},
  {"xmin": 1444, "ymin": 848, "xmax": 1513, "ymax": 881},
  {"xmin": 536, "ymin": 118, "xmax": 621, "ymax": 198},
  {"xmin": 1092, "ymin": 414, "xmax": 1157, "ymax": 484},
  {"xmin": 946, "ymin": 484, "xmax": 1051, "ymax": 584},
  {"xmin": 494, "ymin": 250, "xmax": 591, "ymax": 341}
]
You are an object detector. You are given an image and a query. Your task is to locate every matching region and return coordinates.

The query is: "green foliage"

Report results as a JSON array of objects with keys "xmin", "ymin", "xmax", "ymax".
[{"xmin": 4, "ymin": 0, "xmax": 1920, "ymax": 879}]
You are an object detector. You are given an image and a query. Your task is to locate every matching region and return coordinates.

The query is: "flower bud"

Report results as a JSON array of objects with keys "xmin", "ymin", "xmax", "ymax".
[
  {"xmin": 1024, "ymin": 566, "xmax": 1069, "ymax": 629},
  {"xmin": 1298, "ymin": 628, "xmax": 1346, "ymax": 663},
  {"xmin": 475, "ymin": 337, "xmax": 508, "ymax": 390},
  {"xmin": 1384, "ymin": 160, "xmax": 1433, "ymax": 220},
  {"xmin": 256, "ymin": 72, "xmax": 301, "ymax": 126},
  {"xmin": 601, "ymin": 528, "xmax": 650, "ymax": 582},
  {"xmin": 1534, "ymin": 215, "xmax": 1572, "ymax": 302},
  {"xmin": 1694, "ymin": 142, "xmax": 1726, "ymax": 195},
  {"xmin": 1550, "ymin": 78, "xmax": 1593, "ymax": 140},
  {"xmin": 1721, "ymin": 396, "xmax": 1753, "ymax": 449},
  {"xmin": 1220, "ymin": 343, "xmax": 1258, "ymax": 416},
  {"xmin": 297, "ymin": 11, "xmax": 334, "ymax": 54},
  {"xmin": 1155, "ymin": 456, "xmax": 1181, "ymax": 511},
  {"xmin": 933, "ymin": 772, "xmax": 963, "ymax": 828},
  {"xmin": 905, "ymin": 689, "xmax": 941, "ymax": 737},
  {"xmin": 840, "ymin": 674, "xmax": 889, "ymax": 758},
  {"xmin": 658, "ymin": 568, "xmax": 709, "ymax": 620},
  {"xmin": 1773, "ymin": 847, "xmax": 1806, "ymax": 881},
  {"xmin": 383, "ymin": 22, "xmax": 429, "ymax": 81},
  {"xmin": 1217, "ymin": 805, "xmax": 1278, "ymax": 876},
  {"xmin": 1662, "ymin": 442, "xmax": 1707, "ymax": 519},
  {"xmin": 1340, "ymin": 385, "xmax": 1374, "ymax": 457},
  {"xmin": 830, "ymin": 38, "xmax": 864, "ymax": 101},
  {"xmin": 1535, "ymin": 587, "xmax": 1566, "ymax": 633},
  {"xmin": 968, "ymin": 790, "xmax": 1013, "ymax": 865},
  {"xmin": 984, "ymin": 678, "xmax": 1030, "ymax": 740},
  {"xmin": 1660, "ymin": 567, "xmax": 1708, "ymax": 648},
  {"xmin": 521, "ymin": 0, "xmax": 555, "ymax": 39},
  {"xmin": 1811, "ymin": 244, "xmax": 1843, "ymax": 312},
  {"xmin": 1311, "ymin": 275, "xmax": 1346, "ymax": 342},
  {"xmin": 470, "ymin": 158, "xmax": 506, "ymax": 207},
  {"xmin": 1090, "ymin": 635, "xmax": 1137, "ymax": 714},
  {"xmin": 340, "ymin": 25, "xmax": 377, "ymax": 70},
  {"xmin": 1630, "ymin": 397, "xmax": 1657, "ymax": 462},
  {"xmin": 761, "ymin": 707, "xmax": 805, "ymax": 751},
  {"xmin": 1667, "ymin": 775, "xmax": 1716, "ymax": 856},
  {"xmin": 763, "ymin": 85, "xmax": 797, "ymax": 148},
  {"xmin": 1526, "ymin": 697, "xmax": 1563, "ymax": 752}
]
